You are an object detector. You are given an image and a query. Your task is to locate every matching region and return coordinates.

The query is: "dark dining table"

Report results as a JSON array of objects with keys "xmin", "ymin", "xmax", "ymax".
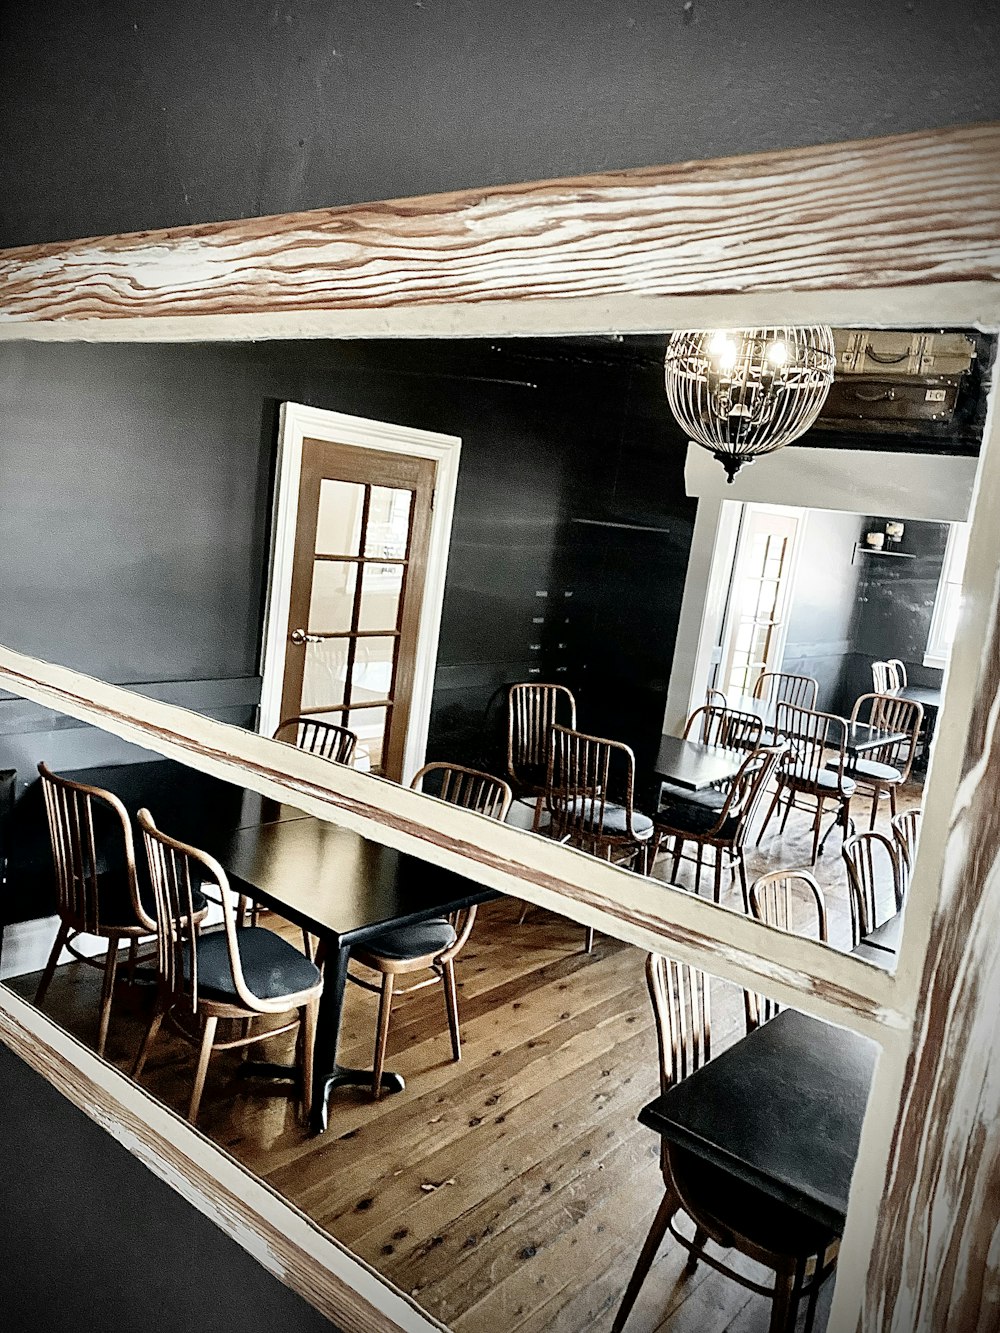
[
  {"xmin": 722, "ymin": 692, "xmax": 909, "ymax": 757},
  {"xmin": 652, "ymin": 733, "xmax": 746, "ymax": 792},
  {"xmin": 638, "ymin": 1008, "xmax": 878, "ymax": 1232},
  {"xmin": 56, "ymin": 759, "xmax": 496, "ymax": 1133}
]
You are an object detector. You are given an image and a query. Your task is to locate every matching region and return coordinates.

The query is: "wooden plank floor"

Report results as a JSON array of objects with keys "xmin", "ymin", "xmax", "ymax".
[{"xmin": 8, "ymin": 781, "xmax": 917, "ymax": 1332}]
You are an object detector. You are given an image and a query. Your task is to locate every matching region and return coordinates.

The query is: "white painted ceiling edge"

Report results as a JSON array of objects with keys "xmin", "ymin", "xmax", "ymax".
[{"xmin": 684, "ymin": 442, "xmax": 977, "ymax": 522}]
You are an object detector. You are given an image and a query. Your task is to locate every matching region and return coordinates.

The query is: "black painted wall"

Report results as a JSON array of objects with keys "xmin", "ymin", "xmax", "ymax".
[
  {"xmin": 0, "ymin": 1044, "xmax": 341, "ymax": 1333},
  {"xmin": 0, "ymin": 335, "xmax": 694, "ymax": 919},
  {"xmin": 3, "ymin": 1, "xmax": 999, "ymax": 250}
]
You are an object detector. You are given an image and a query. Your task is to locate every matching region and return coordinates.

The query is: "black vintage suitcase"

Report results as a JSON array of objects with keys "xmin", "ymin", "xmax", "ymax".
[{"xmin": 819, "ymin": 376, "xmax": 962, "ymax": 428}]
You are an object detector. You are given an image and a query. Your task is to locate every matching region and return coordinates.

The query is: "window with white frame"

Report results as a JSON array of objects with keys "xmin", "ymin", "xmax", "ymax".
[{"xmin": 924, "ymin": 522, "xmax": 970, "ymax": 669}]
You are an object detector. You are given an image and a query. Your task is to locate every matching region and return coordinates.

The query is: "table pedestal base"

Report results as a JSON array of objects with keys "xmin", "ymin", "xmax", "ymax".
[{"xmin": 310, "ymin": 1067, "xmax": 405, "ymax": 1133}]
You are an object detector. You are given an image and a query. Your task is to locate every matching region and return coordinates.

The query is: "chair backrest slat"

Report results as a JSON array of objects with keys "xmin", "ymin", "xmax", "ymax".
[
  {"xmin": 38, "ymin": 763, "xmax": 147, "ymax": 935},
  {"xmin": 843, "ymin": 830, "xmax": 903, "ymax": 946},
  {"xmin": 872, "ymin": 660, "xmax": 905, "ymax": 694},
  {"xmin": 547, "ymin": 723, "xmax": 639, "ymax": 845},
  {"xmin": 753, "ymin": 671, "xmax": 818, "ymax": 710},
  {"xmin": 775, "ymin": 703, "xmax": 850, "ymax": 792},
  {"xmin": 274, "ymin": 716, "xmax": 358, "ymax": 765},
  {"xmin": 850, "ymin": 693, "xmax": 923, "ymax": 778},
  {"xmin": 646, "ymin": 954, "xmax": 711, "ymax": 1094},
  {"xmin": 683, "ymin": 704, "xmax": 763, "ymax": 752},
  {"xmin": 410, "ymin": 762, "xmax": 513, "ymax": 822},
  {"xmin": 892, "ymin": 808, "xmax": 922, "ymax": 893},
  {"xmin": 507, "ymin": 683, "xmax": 577, "ymax": 788},
  {"xmin": 746, "ymin": 870, "xmax": 827, "ymax": 1028}
]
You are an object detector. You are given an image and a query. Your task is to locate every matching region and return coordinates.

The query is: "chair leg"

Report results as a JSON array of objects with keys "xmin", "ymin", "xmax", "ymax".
[
  {"xmin": 810, "ymin": 796, "xmax": 825, "ymax": 865},
  {"xmin": 300, "ymin": 998, "xmax": 317, "ymax": 1121},
  {"xmin": 670, "ymin": 836, "xmax": 684, "ymax": 881},
  {"xmin": 96, "ymin": 938, "xmax": 121, "ymax": 1059},
  {"xmin": 188, "ymin": 1015, "xmax": 218, "ymax": 1124},
  {"xmin": 842, "ymin": 796, "xmax": 853, "ymax": 847},
  {"xmin": 131, "ymin": 1008, "xmax": 163, "ymax": 1080},
  {"xmin": 869, "ymin": 787, "xmax": 880, "ymax": 830},
  {"xmin": 372, "ymin": 972, "xmax": 396, "ymax": 1098},
  {"xmin": 126, "ymin": 938, "xmax": 138, "ymax": 987},
  {"xmin": 769, "ymin": 1260, "xmax": 802, "ymax": 1333},
  {"xmin": 889, "ymin": 784, "xmax": 898, "ymax": 818},
  {"xmin": 301, "ymin": 928, "xmax": 315, "ymax": 961},
  {"xmin": 442, "ymin": 958, "xmax": 462, "ymax": 1062},
  {"xmin": 610, "ymin": 1188, "xmax": 677, "ymax": 1333},
  {"xmin": 693, "ymin": 842, "xmax": 705, "ymax": 896},
  {"xmin": 712, "ymin": 849, "xmax": 723, "ymax": 904},
  {"xmin": 779, "ymin": 787, "xmax": 795, "ymax": 834},
  {"xmin": 583, "ymin": 926, "xmax": 595, "ymax": 953},
  {"xmin": 35, "ymin": 920, "xmax": 71, "ymax": 1008},
  {"xmin": 757, "ymin": 783, "xmax": 784, "ymax": 844},
  {"xmin": 685, "ymin": 1225, "xmax": 709, "ymax": 1274},
  {"xmin": 803, "ymin": 1255, "xmax": 825, "ymax": 1333},
  {"xmin": 517, "ymin": 902, "xmax": 531, "ymax": 925},
  {"xmin": 737, "ymin": 851, "xmax": 750, "ymax": 914}
]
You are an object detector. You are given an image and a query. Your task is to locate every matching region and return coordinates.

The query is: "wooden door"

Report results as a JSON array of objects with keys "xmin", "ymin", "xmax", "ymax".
[{"xmin": 279, "ymin": 438, "xmax": 435, "ymax": 781}]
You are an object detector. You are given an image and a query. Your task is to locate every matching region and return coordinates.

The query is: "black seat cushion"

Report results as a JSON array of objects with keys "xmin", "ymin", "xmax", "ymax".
[
  {"xmin": 788, "ymin": 770, "xmax": 856, "ymax": 796},
  {"xmin": 189, "ymin": 927, "xmax": 320, "ymax": 1003},
  {"xmin": 655, "ymin": 786, "xmax": 737, "ymax": 839},
  {"xmin": 360, "ymin": 917, "xmax": 458, "ymax": 962},
  {"xmin": 566, "ymin": 797, "xmax": 653, "ymax": 839},
  {"xmin": 668, "ymin": 1145, "xmax": 836, "ymax": 1258}
]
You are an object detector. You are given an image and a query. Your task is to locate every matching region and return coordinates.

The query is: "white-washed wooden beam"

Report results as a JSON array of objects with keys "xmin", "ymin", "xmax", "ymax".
[
  {"xmin": 0, "ymin": 124, "xmax": 998, "ymax": 344},
  {"xmin": 0, "ymin": 988, "xmax": 445, "ymax": 1333},
  {"xmin": 0, "ymin": 642, "xmax": 906, "ymax": 1040}
]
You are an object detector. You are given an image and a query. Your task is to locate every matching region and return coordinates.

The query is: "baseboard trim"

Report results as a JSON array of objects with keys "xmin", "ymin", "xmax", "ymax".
[{"xmin": 0, "ymin": 914, "xmax": 109, "ymax": 981}]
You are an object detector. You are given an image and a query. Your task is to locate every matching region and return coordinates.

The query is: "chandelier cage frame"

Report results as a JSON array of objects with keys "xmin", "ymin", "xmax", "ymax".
[{"xmin": 664, "ymin": 325, "xmax": 837, "ymax": 481}]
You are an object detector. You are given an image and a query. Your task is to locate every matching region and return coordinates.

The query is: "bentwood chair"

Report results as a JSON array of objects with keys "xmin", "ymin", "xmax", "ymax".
[
  {"xmin": 651, "ymin": 743, "xmax": 785, "ymax": 904},
  {"xmin": 891, "ymin": 808, "xmax": 922, "ymax": 893},
  {"xmin": 842, "ymin": 830, "xmax": 904, "ymax": 947},
  {"xmin": 35, "ymin": 763, "xmax": 162, "ymax": 1058},
  {"xmin": 349, "ymin": 763, "xmax": 513, "ymax": 1097},
  {"xmin": 273, "ymin": 715, "xmax": 358, "ymax": 766},
  {"xmin": 507, "ymin": 682, "xmax": 577, "ymax": 830},
  {"xmin": 841, "ymin": 693, "xmax": 923, "ymax": 828},
  {"xmin": 133, "ymin": 810, "xmax": 322, "ymax": 1124},
  {"xmin": 757, "ymin": 705, "xmax": 855, "ymax": 865},
  {"xmin": 871, "ymin": 660, "xmax": 905, "ymax": 695},
  {"xmin": 745, "ymin": 870, "xmax": 828, "ymax": 1031},
  {"xmin": 753, "ymin": 670, "xmax": 818, "ymax": 712},
  {"xmin": 612, "ymin": 954, "xmax": 838, "ymax": 1333},
  {"xmin": 684, "ymin": 703, "xmax": 764, "ymax": 752}
]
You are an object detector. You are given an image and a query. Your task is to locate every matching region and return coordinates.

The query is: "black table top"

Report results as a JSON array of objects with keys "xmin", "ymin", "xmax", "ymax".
[
  {"xmin": 844, "ymin": 721, "xmax": 910, "ymax": 756},
  {"xmin": 58, "ymin": 759, "xmax": 495, "ymax": 946},
  {"xmin": 638, "ymin": 1009, "xmax": 877, "ymax": 1232},
  {"xmin": 653, "ymin": 734, "xmax": 745, "ymax": 792},
  {"xmin": 213, "ymin": 816, "xmax": 496, "ymax": 945},
  {"xmin": 901, "ymin": 684, "xmax": 942, "ymax": 710}
]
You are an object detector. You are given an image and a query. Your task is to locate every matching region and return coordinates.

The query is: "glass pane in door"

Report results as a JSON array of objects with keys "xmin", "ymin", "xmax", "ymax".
[
  {"xmin": 308, "ymin": 561, "xmax": 359, "ymax": 633},
  {"xmin": 301, "ymin": 639, "xmax": 351, "ymax": 710},
  {"xmin": 315, "ymin": 479, "xmax": 365, "ymax": 556},
  {"xmin": 351, "ymin": 636, "xmax": 397, "ymax": 703}
]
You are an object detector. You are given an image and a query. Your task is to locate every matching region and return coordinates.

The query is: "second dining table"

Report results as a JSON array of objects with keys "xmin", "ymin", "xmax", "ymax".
[{"xmin": 58, "ymin": 759, "xmax": 497, "ymax": 1133}]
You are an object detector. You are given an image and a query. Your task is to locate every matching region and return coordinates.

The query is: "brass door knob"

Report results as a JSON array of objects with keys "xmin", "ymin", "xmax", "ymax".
[{"xmin": 289, "ymin": 628, "xmax": 323, "ymax": 645}]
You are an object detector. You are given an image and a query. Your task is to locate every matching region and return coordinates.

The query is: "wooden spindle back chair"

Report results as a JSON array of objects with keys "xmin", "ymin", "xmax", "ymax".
[
  {"xmin": 547, "ymin": 724, "xmax": 652, "ymax": 867},
  {"xmin": 891, "ymin": 807, "xmax": 922, "ymax": 893},
  {"xmin": 684, "ymin": 704, "xmax": 764, "ymax": 753},
  {"xmin": 273, "ymin": 715, "xmax": 358, "ymax": 765},
  {"xmin": 613, "ymin": 952, "xmax": 836, "ymax": 1333},
  {"xmin": 133, "ymin": 810, "xmax": 322, "ymax": 1123},
  {"xmin": 753, "ymin": 670, "xmax": 818, "ymax": 711},
  {"xmin": 842, "ymin": 830, "xmax": 904, "ymax": 948},
  {"xmin": 846, "ymin": 693, "xmax": 923, "ymax": 828},
  {"xmin": 757, "ymin": 705, "xmax": 853, "ymax": 865},
  {"xmin": 872, "ymin": 660, "xmax": 905, "ymax": 694},
  {"xmin": 652, "ymin": 744, "xmax": 786, "ymax": 904},
  {"xmin": 745, "ymin": 870, "xmax": 828, "ymax": 1030},
  {"xmin": 36, "ymin": 762, "xmax": 157, "ymax": 1057},
  {"xmin": 350, "ymin": 763, "xmax": 513, "ymax": 1097},
  {"xmin": 507, "ymin": 682, "xmax": 576, "ymax": 827}
]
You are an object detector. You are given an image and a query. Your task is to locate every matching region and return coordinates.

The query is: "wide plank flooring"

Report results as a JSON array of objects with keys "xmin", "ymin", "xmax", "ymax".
[{"xmin": 7, "ymin": 780, "xmax": 917, "ymax": 1331}]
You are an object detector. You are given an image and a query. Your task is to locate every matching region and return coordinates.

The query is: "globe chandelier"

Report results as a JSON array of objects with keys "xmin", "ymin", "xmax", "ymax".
[{"xmin": 663, "ymin": 326, "xmax": 836, "ymax": 482}]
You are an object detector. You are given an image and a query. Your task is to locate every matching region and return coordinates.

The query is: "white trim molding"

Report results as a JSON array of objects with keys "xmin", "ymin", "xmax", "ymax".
[{"xmin": 259, "ymin": 402, "xmax": 461, "ymax": 782}]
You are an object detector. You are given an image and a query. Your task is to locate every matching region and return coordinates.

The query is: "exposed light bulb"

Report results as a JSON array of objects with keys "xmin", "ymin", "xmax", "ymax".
[
  {"xmin": 766, "ymin": 339, "xmax": 788, "ymax": 367},
  {"xmin": 708, "ymin": 330, "xmax": 731, "ymax": 356},
  {"xmin": 708, "ymin": 331, "xmax": 739, "ymax": 372}
]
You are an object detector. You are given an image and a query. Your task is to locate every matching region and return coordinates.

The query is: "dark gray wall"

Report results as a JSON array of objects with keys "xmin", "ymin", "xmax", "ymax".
[
  {"xmin": 782, "ymin": 512, "xmax": 947, "ymax": 716},
  {"xmin": 2, "ymin": 1, "xmax": 999, "ymax": 250},
  {"xmin": 0, "ymin": 1044, "xmax": 341, "ymax": 1333},
  {"xmin": 782, "ymin": 510, "xmax": 866, "ymax": 714}
]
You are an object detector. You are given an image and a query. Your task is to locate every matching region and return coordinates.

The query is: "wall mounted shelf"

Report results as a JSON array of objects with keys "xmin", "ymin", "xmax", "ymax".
[{"xmin": 851, "ymin": 543, "xmax": 917, "ymax": 565}]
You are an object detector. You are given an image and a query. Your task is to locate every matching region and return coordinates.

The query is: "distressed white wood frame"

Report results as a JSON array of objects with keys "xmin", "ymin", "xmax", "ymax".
[
  {"xmin": 260, "ymin": 401, "xmax": 461, "ymax": 781},
  {"xmin": 664, "ymin": 444, "xmax": 980, "ymax": 733},
  {"xmin": 0, "ymin": 122, "xmax": 998, "ymax": 1332}
]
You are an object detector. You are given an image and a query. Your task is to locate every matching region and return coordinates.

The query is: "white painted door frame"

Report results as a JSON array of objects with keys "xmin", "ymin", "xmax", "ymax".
[{"xmin": 259, "ymin": 402, "xmax": 461, "ymax": 782}]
